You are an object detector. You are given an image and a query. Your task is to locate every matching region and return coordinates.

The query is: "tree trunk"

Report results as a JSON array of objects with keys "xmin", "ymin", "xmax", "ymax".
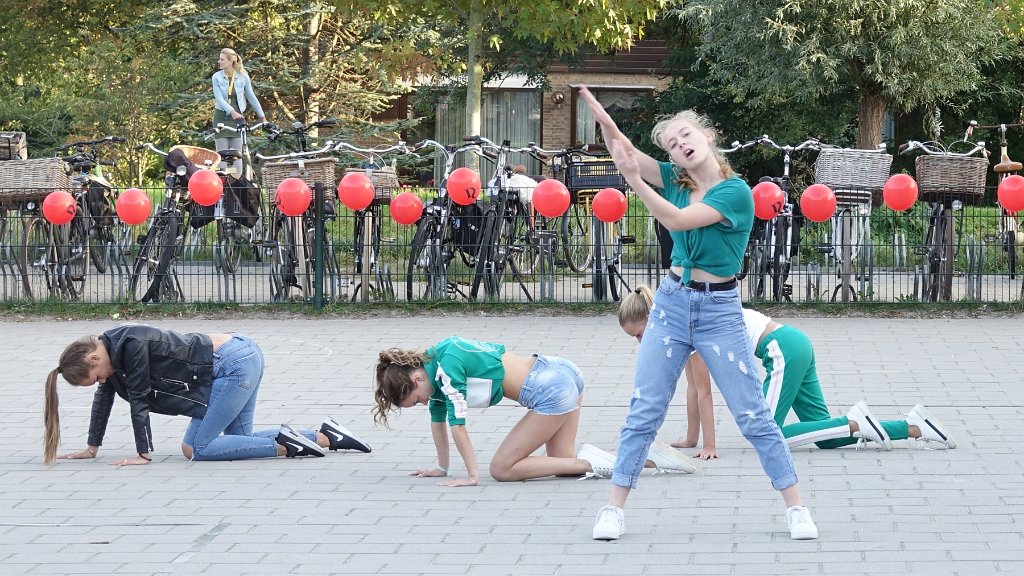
[
  {"xmin": 857, "ymin": 92, "xmax": 887, "ymax": 150},
  {"xmin": 465, "ymin": 0, "xmax": 484, "ymax": 172},
  {"xmin": 305, "ymin": 13, "xmax": 323, "ymax": 136}
]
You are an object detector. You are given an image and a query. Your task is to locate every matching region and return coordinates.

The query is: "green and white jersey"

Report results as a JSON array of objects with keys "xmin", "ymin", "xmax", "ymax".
[{"xmin": 425, "ymin": 337, "xmax": 507, "ymax": 426}]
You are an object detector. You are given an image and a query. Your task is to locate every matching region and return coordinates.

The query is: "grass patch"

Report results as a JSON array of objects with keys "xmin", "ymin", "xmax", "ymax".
[{"xmin": 3, "ymin": 299, "xmax": 1024, "ymax": 321}]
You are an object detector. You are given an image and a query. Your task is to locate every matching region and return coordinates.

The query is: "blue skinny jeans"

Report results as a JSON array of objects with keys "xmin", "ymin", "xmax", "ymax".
[{"xmin": 611, "ymin": 276, "xmax": 799, "ymax": 490}]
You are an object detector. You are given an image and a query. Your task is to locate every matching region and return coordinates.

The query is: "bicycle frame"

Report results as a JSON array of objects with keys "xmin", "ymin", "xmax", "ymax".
[{"xmin": 404, "ymin": 140, "xmax": 481, "ymax": 301}]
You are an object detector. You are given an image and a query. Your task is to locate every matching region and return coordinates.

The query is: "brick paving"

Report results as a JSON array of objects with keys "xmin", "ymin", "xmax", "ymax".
[{"xmin": 1, "ymin": 314, "xmax": 1021, "ymax": 575}]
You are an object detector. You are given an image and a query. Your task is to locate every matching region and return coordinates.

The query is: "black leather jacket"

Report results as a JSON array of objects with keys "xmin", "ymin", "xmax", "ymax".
[{"xmin": 87, "ymin": 325, "xmax": 215, "ymax": 455}]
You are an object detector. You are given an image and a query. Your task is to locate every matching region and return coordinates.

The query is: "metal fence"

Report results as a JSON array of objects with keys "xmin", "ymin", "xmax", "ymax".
[{"xmin": 2, "ymin": 186, "xmax": 1023, "ymax": 305}]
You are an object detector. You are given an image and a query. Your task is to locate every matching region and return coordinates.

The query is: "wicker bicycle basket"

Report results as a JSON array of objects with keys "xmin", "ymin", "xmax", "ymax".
[
  {"xmin": 343, "ymin": 166, "xmax": 400, "ymax": 202},
  {"xmin": 0, "ymin": 157, "xmax": 73, "ymax": 206},
  {"xmin": 261, "ymin": 157, "xmax": 337, "ymax": 195},
  {"xmin": 170, "ymin": 145, "xmax": 221, "ymax": 170},
  {"xmin": 914, "ymin": 155, "xmax": 988, "ymax": 201},
  {"xmin": 814, "ymin": 148, "xmax": 893, "ymax": 206}
]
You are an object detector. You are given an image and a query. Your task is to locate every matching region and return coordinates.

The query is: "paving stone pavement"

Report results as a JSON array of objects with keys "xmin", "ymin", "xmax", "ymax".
[{"xmin": 1, "ymin": 314, "xmax": 1022, "ymax": 575}]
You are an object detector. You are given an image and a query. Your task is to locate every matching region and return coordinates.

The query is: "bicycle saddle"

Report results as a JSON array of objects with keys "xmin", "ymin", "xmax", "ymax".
[
  {"xmin": 218, "ymin": 148, "xmax": 242, "ymax": 161},
  {"xmin": 995, "ymin": 160, "xmax": 1023, "ymax": 173}
]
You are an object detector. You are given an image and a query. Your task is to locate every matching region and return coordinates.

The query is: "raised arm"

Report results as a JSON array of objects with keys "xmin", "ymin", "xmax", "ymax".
[{"xmin": 577, "ymin": 86, "xmax": 663, "ymax": 188}]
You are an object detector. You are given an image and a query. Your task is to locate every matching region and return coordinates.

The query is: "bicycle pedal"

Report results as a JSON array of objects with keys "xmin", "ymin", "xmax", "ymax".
[
  {"xmin": 69, "ymin": 275, "xmax": 85, "ymax": 282},
  {"xmin": 620, "ymin": 235, "xmax": 636, "ymax": 245},
  {"xmin": 782, "ymin": 284, "xmax": 793, "ymax": 297},
  {"xmin": 581, "ymin": 282, "xmax": 593, "ymax": 288},
  {"xmin": 815, "ymin": 243, "xmax": 833, "ymax": 254},
  {"xmin": 912, "ymin": 246, "xmax": 929, "ymax": 256}
]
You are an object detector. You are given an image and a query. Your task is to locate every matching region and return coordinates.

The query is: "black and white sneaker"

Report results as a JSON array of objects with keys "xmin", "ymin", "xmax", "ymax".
[
  {"xmin": 319, "ymin": 417, "xmax": 372, "ymax": 453},
  {"xmin": 276, "ymin": 424, "xmax": 326, "ymax": 458}
]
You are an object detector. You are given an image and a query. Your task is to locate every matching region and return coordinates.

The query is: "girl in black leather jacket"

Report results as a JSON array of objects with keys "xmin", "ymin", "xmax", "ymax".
[{"xmin": 43, "ymin": 325, "xmax": 371, "ymax": 465}]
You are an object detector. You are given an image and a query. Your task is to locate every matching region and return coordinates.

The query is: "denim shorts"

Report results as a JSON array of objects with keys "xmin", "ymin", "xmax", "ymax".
[{"xmin": 517, "ymin": 355, "xmax": 585, "ymax": 416}]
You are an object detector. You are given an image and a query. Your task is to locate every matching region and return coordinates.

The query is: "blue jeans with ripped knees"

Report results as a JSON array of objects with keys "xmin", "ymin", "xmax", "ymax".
[
  {"xmin": 611, "ymin": 276, "xmax": 799, "ymax": 490},
  {"xmin": 182, "ymin": 335, "xmax": 317, "ymax": 461}
]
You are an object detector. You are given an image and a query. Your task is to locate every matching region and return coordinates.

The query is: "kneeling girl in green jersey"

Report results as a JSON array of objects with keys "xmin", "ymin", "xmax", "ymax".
[
  {"xmin": 618, "ymin": 286, "xmax": 957, "ymax": 453},
  {"xmin": 374, "ymin": 336, "xmax": 622, "ymax": 487}
]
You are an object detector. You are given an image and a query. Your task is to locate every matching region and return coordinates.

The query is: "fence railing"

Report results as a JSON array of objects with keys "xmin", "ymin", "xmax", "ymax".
[{"xmin": 2, "ymin": 186, "xmax": 1023, "ymax": 305}]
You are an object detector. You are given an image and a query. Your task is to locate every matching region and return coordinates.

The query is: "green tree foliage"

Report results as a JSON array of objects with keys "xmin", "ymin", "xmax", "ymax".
[
  {"xmin": 347, "ymin": 0, "xmax": 672, "ymax": 162},
  {"xmin": 679, "ymin": 0, "xmax": 1008, "ymax": 149}
]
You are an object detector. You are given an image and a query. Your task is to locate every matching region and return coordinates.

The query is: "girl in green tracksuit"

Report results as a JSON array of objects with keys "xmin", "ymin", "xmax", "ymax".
[{"xmin": 618, "ymin": 285, "xmax": 957, "ymax": 454}]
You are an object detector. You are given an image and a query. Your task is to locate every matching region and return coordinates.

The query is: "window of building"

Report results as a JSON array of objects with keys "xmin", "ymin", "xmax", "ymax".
[
  {"xmin": 436, "ymin": 89, "xmax": 542, "ymax": 175},
  {"xmin": 574, "ymin": 89, "xmax": 650, "ymax": 145}
]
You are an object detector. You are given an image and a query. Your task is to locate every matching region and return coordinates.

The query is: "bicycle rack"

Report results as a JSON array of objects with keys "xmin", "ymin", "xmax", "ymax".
[
  {"xmin": 857, "ymin": 242, "xmax": 874, "ymax": 301},
  {"xmin": 536, "ymin": 229, "xmax": 558, "ymax": 300},
  {"xmin": 892, "ymin": 231, "xmax": 908, "ymax": 269},
  {"xmin": 964, "ymin": 235, "xmax": 984, "ymax": 301},
  {"xmin": 213, "ymin": 246, "xmax": 238, "ymax": 303},
  {"xmin": 106, "ymin": 241, "xmax": 127, "ymax": 301},
  {"xmin": 805, "ymin": 262, "xmax": 822, "ymax": 302}
]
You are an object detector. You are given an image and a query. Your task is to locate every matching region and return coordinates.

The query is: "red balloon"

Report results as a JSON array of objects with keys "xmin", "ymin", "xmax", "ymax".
[
  {"xmin": 275, "ymin": 178, "xmax": 312, "ymax": 217},
  {"xmin": 338, "ymin": 172, "xmax": 375, "ymax": 211},
  {"xmin": 800, "ymin": 184, "xmax": 837, "ymax": 223},
  {"xmin": 116, "ymin": 188, "xmax": 152, "ymax": 225},
  {"xmin": 42, "ymin": 190, "xmax": 77, "ymax": 225},
  {"xmin": 752, "ymin": 181, "xmax": 785, "ymax": 220},
  {"xmin": 592, "ymin": 188, "xmax": 627, "ymax": 223},
  {"xmin": 882, "ymin": 174, "xmax": 918, "ymax": 212},
  {"xmin": 390, "ymin": 192, "xmax": 424, "ymax": 225},
  {"xmin": 188, "ymin": 169, "xmax": 224, "ymax": 206},
  {"xmin": 532, "ymin": 179, "xmax": 570, "ymax": 217},
  {"xmin": 446, "ymin": 167, "xmax": 482, "ymax": 206},
  {"xmin": 998, "ymin": 174, "xmax": 1024, "ymax": 214}
]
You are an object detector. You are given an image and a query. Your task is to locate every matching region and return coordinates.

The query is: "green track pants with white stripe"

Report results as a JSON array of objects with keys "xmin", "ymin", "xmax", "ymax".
[{"xmin": 756, "ymin": 326, "xmax": 909, "ymax": 449}]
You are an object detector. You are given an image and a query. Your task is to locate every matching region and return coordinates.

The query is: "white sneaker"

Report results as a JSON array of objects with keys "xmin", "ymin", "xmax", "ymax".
[
  {"xmin": 847, "ymin": 401, "xmax": 893, "ymax": 450},
  {"xmin": 577, "ymin": 443, "xmax": 616, "ymax": 478},
  {"xmin": 646, "ymin": 441, "xmax": 698, "ymax": 474},
  {"xmin": 906, "ymin": 405, "xmax": 957, "ymax": 449},
  {"xmin": 592, "ymin": 505, "xmax": 625, "ymax": 540},
  {"xmin": 786, "ymin": 505, "xmax": 818, "ymax": 540}
]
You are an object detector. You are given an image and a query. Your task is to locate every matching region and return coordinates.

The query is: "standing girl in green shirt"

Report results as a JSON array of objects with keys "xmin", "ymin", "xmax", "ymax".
[{"xmin": 578, "ymin": 86, "xmax": 818, "ymax": 542}]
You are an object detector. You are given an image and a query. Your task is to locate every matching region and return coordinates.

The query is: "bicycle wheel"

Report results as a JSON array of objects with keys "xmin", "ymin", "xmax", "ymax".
[
  {"xmin": 214, "ymin": 220, "xmax": 243, "ymax": 274},
  {"xmin": 590, "ymin": 216, "xmax": 607, "ymax": 301},
  {"xmin": 406, "ymin": 215, "xmax": 450, "ymax": 300},
  {"xmin": 63, "ymin": 210, "xmax": 90, "ymax": 299},
  {"xmin": 128, "ymin": 214, "xmax": 178, "ymax": 302},
  {"xmin": 749, "ymin": 243, "xmax": 769, "ymax": 301},
  {"xmin": 508, "ymin": 207, "xmax": 539, "ymax": 276},
  {"xmin": 267, "ymin": 214, "xmax": 298, "ymax": 302},
  {"xmin": 938, "ymin": 208, "xmax": 955, "ymax": 301},
  {"xmin": 1007, "ymin": 228, "xmax": 1017, "ymax": 280},
  {"xmin": 771, "ymin": 216, "xmax": 790, "ymax": 302},
  {"xmin": 561, "ymin": 201, "xmax": 593, "ymax": 272},
  {"xmin": 88, "ymin": 185, "xmax": 113, "ymax": 273},
  {"xmin": 470, "ymin": 209, "xmax": 498, "ymax": 300},
  {"xmin": 606, "ymin": 222, "xmax": 627, "ymax": 302},
  {"xmin": 20, "ymin": 216, "xmax": 57, "ymax": 300}
]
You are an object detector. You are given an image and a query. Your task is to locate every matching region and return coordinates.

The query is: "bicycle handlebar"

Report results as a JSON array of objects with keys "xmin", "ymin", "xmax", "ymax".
[
  {"xmin": 332, "ymin": 141, "xmax": 412, "ymax": 157},
  {"xmin": 254, "ymin": 142, "xmax": 337, "ymax": 162},
  {"xmin": 461, "ymin": 135, "xmax": 540, "ymax": 156},
  {"xmin": 136, "ymin": 142, "xmax": 168, "ymax": 157},
  {"xmin": 519, "ymin": 142, "xmax": 605, "ymax": 161},
  {"xmin": 757, "ymin": 135, "xmax": 823, "ymax": 154},
  {"xmin": 898, "ymin": 139, "xmax": 987, "ymax": 157},
  {"xmin": 203, "ymin": 121, "xmax": 274, "ymax": 140},
  {"xmin": 57, "ymin": 135, "xmax": 126, "ymax": 151},
  {"xmin": 719, "ymin": 138, "xmax": 761, "ymax": 154}
]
